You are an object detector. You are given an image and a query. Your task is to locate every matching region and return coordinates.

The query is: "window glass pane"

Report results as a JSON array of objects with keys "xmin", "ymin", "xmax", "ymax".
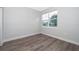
[
  {"xmin": 41, "ymin": 10, "xmax": 58, "ymax": 27},
  {"xmin": 49, "ymin": 11, "xmax": 58, "ymax": 18},
  {"xmin": 41, "ymin": 13, "xmax": 49, "ymax": 20},
  {"xmin": 49, "ymin": 18, "xmax": 57, "ymax": 27},
  {"xmin": 49, "ymin": 11, "xmax": 58, "ymax": 27},
  {"xmin": 42, "ymin": 20, "xmax": 48, "ymax": 26}
]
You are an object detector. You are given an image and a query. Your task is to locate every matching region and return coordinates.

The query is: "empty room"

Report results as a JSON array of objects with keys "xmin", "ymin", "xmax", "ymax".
[{"xmin": 0, "ymin": 7, "xmax": 79, "ymax": 51}]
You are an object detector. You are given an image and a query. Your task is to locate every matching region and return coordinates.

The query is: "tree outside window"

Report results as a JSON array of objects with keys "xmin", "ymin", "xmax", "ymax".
[{"xmin": 41, "ymin": 10, "xmax": 58, "ymax": 27}]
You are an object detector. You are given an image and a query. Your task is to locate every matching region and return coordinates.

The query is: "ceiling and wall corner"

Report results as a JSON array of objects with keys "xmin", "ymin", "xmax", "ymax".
[{"xmin": 30, "ymin": 7, "xmax": 50, "ymax": 12}]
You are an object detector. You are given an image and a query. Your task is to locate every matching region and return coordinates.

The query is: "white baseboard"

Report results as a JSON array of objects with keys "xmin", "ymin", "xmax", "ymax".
[
  {"xmin": 2, "ymin": 32, "xmax": 79, "ymax": 46},
  {"xmin": 41, "ymin": 33, "xmax": 79, "ymax": 46},
  {"xmin": 2, "ymin": 33, "xmax": 40, "ymax": 44}
]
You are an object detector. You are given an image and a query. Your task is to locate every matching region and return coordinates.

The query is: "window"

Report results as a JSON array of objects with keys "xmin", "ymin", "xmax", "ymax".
[{"xmin": 41, "ymin": 10, "xmax": 58, "ymax": 27}]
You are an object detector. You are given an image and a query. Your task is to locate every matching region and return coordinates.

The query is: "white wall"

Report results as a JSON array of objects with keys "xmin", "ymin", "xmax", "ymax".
[
  {"xmin": 41, "ymin": 7, "xmax": 79, "ymax": 44},
  {"xmin": 3, "ymin": 7, "xmax": 41, "ymax": 42},
  {"xmin": 2, "ymin": 7, "xmax": 79, "ymax": 45},
  {"xmin": 0, "ymin": 8, "xmax": 2, "ymax": 45}
]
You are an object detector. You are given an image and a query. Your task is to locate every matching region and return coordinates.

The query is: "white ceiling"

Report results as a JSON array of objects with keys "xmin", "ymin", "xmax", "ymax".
[{"xmin": 30, "ymin": 7, "xmax": 49, "ymax": 11}]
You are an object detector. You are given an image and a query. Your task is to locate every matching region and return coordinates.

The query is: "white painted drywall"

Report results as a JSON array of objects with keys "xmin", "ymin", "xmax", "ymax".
[
  {"xmin": 0, "ymin": 8, "xmax": 2, "ymax": 45},
  {"xmin": 41, "ymin": 7, "xmax": 79, "ymax": 43},
  {"xmin": 3, "ymin": 7, "xmax": 41, "ymax": 42}
]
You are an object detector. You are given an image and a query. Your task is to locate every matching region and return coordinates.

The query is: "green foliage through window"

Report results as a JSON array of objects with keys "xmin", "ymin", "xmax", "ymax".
[{"xmin": 41, "ymin": 11, "xmax": 58, "ymax": 27}]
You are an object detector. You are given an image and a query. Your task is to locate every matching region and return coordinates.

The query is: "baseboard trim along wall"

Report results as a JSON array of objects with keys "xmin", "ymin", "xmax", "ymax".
[
  {"xmin": 1, "ymin": 32, "xmax": 79, "ymax": 46},
  {"xmin": 2, "ymin": 33, "xmax": 40, "ymax": 45},
  {"xmin": 41, "ymin": 33, "xmax": 79, "ymax": 46}
]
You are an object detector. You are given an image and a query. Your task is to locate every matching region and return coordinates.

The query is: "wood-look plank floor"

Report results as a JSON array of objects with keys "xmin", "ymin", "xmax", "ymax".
[{"xmin": 0, "ymin": 34, "xmax": 79, "ymax": 51}]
